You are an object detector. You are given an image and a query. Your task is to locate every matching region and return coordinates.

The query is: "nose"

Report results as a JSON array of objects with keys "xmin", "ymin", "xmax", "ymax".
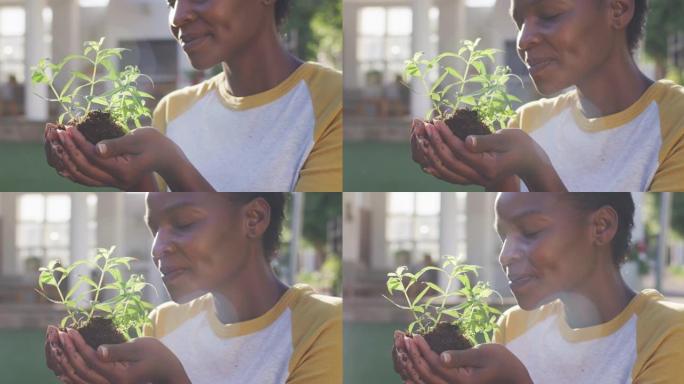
[
  {"xmin": 499, "ymin": 237, "xmax": 524, "ymax": 269},
  {"xmin": 517, "ymin": 19, "xmax": 542, "ymax": 59},
  {"xmin": 170, "ymin": 0, "xmax": 195, "ymax": 32},
  {"xmin": 151, "ymin": 229, "xmax": 175, "ymax": 265}
]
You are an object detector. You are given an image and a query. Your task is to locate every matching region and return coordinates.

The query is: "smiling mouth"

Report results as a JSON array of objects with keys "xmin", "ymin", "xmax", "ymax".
[
  {"xmin": 161, "ymin": 269, "xmax": 187, "ymax": 282},
  {"xmin": 180, "ymin": 35, "xmax": 211, "ymax": 51},
  {"xmin": 508, "ymin": 275, "xmax": 535, "ymax": 290},
  {"xmin": 527, "ymin": 60, "xmax": 554, "ymax": 76}
]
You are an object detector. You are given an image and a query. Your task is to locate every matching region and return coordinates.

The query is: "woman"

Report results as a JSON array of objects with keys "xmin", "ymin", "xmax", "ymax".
[
  {"xmin": 411, "ymin": 0, "xmax": 684, "ymax": 191},
  {"xmin": 45, "ymin": 193, "xmax": 342, "ymax": 383},
  {"xmin": 46, "ymin": 0, "xmax": 342, "ymax": 192},
  {"xmin": 393, "ymin": 193, "xmax": 684, "ymax": 383}
]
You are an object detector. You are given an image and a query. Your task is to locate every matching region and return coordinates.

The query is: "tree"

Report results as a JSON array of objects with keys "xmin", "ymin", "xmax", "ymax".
[
  {"xmin": 644, "ymin": 0, "xmax": 684, "ymax": 80},
  {"xmin": 282, "ymin": 0, "xmax": 342, "ymax": 69}
]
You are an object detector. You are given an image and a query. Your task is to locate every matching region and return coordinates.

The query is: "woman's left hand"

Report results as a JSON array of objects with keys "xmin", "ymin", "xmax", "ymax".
[
  {"xmin": 403, "ymin": 334, "xmax": 533, "ymax": 384},
  {"xmin": 55, "ymin": 328, "xmax": 191, "ymax": 384}
]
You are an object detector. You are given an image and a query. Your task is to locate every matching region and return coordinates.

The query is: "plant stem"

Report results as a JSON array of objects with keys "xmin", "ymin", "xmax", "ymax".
[
  {"xmin": 85, "ymin": 53, "xmax": 99, "ymax": 114},
  {"xmin": 433, "ymin": 275, "xmax": 454, "ymax": 326},
  {"xmin": 401, "ymin": 283, "xmax": 425, "ymax": 334},
  {"xmin": 54, "ymin": 275, "xmax": 78, "ymax": 326},
  {"xmin": 87, "ymin": 259, "xmax": 107, "ymax": 321},
  {"xmin": 49, "ymin": 83, "xmax": 74, "ymax": 121},
  {"xmin": 457, "ymin": 50, "xmax": 473, "ymax": 111}
]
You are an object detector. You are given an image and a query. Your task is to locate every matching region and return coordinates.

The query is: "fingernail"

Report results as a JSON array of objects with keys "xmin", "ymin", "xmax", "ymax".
[
  {"xmin": 441, "ymin": 352, "xmax": 451, "ymax": 363},
  {"xmin": 97, "ymin": 143, "xmax": 107, "ymax": 155},
  {"xmin": 467, "ymin": 136, "xmax": 476, "ymax": 146},
  {"xmin": 98, "ymin": 346, "xmax": 108, "ymax": 359}
]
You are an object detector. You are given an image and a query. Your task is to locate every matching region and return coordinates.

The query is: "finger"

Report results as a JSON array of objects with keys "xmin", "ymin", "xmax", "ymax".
[
  {"xmin": 97, "ymin": 340, "xmax": 142, "ymax": 363},
  {"xmin": 405, "ymin": 337, "xmax": 448, "ymax": 384},
  {"xmin": 45, "ymin": 326, "xmax": 64, "ymax": 375},
  {"xmin": 59, "ymin": 330, "xmax": 109, "ymax": 384},
  {"xmin": 412, "ymin": 335, "xmax": 454, "ymax": 383},
  {"xmin": 440, "ymin": 347, "xmax": 485, "ymax": 369},
  {"xmin": 432, "ymin": 122, "xmax": 499, "ymax": 180},
  {"xmin": 426, "ymin": 123, "xmax": 490, "ymax": 184},
  {"xmin": 57, "ymin": 132, "xmax": 110, "ymax": 187},
  {"xmin": 96, "ymin": 133, "xmax": 141, "ymax": 159},
  {"xmin": 464, "ymin": 130, "xmax": 511, "ymax": 154},
  {"xmin": 56, "ymin": 332, "xmax": 90, "ymax": 384},
  {"xmin": 59, "ymin": 128, "xmax": 118, "ymax": 186}
]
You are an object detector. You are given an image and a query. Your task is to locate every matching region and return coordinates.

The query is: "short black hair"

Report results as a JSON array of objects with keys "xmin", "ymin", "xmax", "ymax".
[
  {"xmin": 626, "ymin": 0, "xmax": 649, "ymax": 53},
  {"xmin": 565, "ymin": 193, "xmax": 635, "ymax": 265},
  {"xmin": 275, "ymin": 0, "xmax": 290, "ymax": 27},
  {"xmin": 229, "ymin": 193, "xmax": 286, "ymax": 260}
]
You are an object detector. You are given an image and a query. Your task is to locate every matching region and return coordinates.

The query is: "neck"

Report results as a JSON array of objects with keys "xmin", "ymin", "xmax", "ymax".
[
  {"xmin": 575, "ymin": 47, "xmax": 653, "ymax": 118},
  {"xmin": 212, "ymin": 251, "xmax": 289, "ymax": 324},
  {"xmin": 559, "ymin": 260, "xmax": 636, "ymax": 329},
  {"xmin": 221, "ymin": 28, "xmax": 302, "ymax": 97}
]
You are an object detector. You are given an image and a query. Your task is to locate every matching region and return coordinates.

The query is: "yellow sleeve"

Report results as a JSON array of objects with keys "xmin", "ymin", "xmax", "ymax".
[
  {"xmin": 295, "ymin": 64, "xmax": 342, "ymax": 192},
  {"xmin": 649, "ymin": 83, "xmax": 684, "ymax": 191},
  {"xmin": 632, "ymin": 297, "xmax": 684, "ymax": 383},
  {"xmin": 633, "ymin": 325, "xmax": 684, "ymax": 383},
  {"xmin": 287, "ymin": 292, "xmax": 342, "ymax": 384}
]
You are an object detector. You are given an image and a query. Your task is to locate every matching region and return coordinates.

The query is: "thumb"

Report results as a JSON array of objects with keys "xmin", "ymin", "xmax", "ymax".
[
  {"xmin": 98, "ymin": 340, "xmax": 141, "ymax": 363},
  {"xmin": 440, "ymin": 348, "xmax": 484, "ymax": 369},
  {"xmin": 96, "ymin": 134, "xmax": 138, "ymax": 158},
  {"xmin": 465, "ymin": 133, "xmax": 508, "ymax": 154}
]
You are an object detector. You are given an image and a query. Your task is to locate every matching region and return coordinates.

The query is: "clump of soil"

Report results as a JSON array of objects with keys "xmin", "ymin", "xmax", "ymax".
[
  {"xmin": 63, "ymin": 110, "xmax": 127, "ymax": 145},
  {"xmin": 415, "ymin": 322, "xmax": 472, "ymax": 354},
  {"xmin": 441, "ymin": 109, "xmax": 491, "ymax": 142},
  {"xmin": 75, "ymin": 317, "xmax": 127, "ymax": 350}
]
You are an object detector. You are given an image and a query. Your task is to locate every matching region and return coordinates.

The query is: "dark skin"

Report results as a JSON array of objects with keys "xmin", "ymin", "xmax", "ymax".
[
  {"xmin": 393, "ymin": 193, "xmax": 636, "ymax": 383},
  {"xmin": 411, "ymin": 0, "xmax": 652, "ymax": 191},
  {"xmin": 46, "ymin": 0, "xmax": 301, "ymax": 191},
  {"xmin": 45, "ymin": 193, "xmax": 289, "ymax": 383}
]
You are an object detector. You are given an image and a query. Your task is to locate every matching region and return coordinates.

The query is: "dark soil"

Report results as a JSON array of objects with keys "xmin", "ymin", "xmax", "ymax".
[
  {"xmin": 416, "ymin": 322, "xmax": 472, "ymax": 354},
  {"xmin": 61, "ymin": 110, "xmax": 126, "ymax": 145},
  {"xmin": 75, "ymin": 317, "xmax": 127, "ymax": 350},
  {"xmin": 441, "ymin": 109, "xmax": 491, "ymax": 141}
]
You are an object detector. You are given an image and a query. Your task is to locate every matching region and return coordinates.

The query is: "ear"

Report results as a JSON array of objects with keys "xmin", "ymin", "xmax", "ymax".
[
  {"xmin": 607, "ymin": 0, "xmax": 635, "ymax": 30},
  {"xmin": 242, "ymin": 198, "xmax": 271, "ymax": 242},
  {"xmin": 590, "ymin": 206, "xmax": 619, "ymax": 249}
]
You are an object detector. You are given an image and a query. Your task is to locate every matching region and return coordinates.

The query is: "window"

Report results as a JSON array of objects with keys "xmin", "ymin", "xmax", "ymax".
[
  {"xmin": 15, "ymin": 194, "xmax": 98, "ymax": 274},
  {"xmin": 356, "ymin": 7, "xmax": 439, "ymax": 87},
  {"xmin": 386, "ymin": 193, "xmax": 441, "ymax": 267},
  {"xmin": 0, "ymin": 6, "xmax": 51, "ymax": 84}
]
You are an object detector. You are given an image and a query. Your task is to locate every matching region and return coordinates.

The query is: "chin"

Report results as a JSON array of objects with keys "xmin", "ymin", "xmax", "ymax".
[
  {"xmin": 187, "ymin": 56, "xmax": 219, "ymax": 71},
  {"xmin": 514, "ymin": 291, "xmax": 556, "ymax": 311},
  {"xmin": 166, "ymin": 286, "xmax": 206, "ymax": 304},
  {"xmin": 530, "ymin": 76, "xmax": 572, "ymax": 97}
]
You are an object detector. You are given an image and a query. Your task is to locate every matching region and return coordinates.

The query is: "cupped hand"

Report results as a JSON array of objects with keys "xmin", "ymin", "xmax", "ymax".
[
  {"xmin": 53, "ymin": 328, "xmax": 190, "ymax": 384},
  {"xmin": 402, "ymin": 334, "xmax": 532, "ymax": 384}
]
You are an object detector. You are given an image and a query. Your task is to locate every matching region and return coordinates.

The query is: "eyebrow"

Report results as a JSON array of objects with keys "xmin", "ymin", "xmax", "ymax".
[
  {"xmin": 146, "ymin": 201, "xmax": 200, "ymax": 230},
  {"xmin": 495, "ymin": 209, "xmax": 549, "ymax": 235}
]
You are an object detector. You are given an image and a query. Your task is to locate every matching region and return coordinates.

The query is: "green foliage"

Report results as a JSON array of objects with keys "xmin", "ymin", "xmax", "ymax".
[
  {"xmin": 283, "ymin": 0, "xmax": 342, "ymax": 68},
  {"xmin": 404, "ymin": 39, "xmax": 522, "ymax": 130},
  {"xmin": 30, "ymin": 37, "xmax": 154, "ymax": 129},
  {"xmin": 35, "ymin": 246, "xmax": 155, "ymax": 338},
  {"xmin": 384, "ymin": 255, "xmax": 501, "ymax": 344}
]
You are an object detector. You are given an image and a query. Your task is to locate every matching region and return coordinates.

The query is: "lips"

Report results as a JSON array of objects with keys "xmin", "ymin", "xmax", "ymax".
[
  {"xmin": 525, "ymin": 57, "xmax": 555, "ymax": 76},
  {"xmin": 179, "ymin": 33, "xmax": 211, "ymax": 52},
  {"xmin": 160, "ymin": 266, "xmax": 188, "ymax": 282},
  {"xmin": 508, "ymin": 274, "xmax": 536, "ymax": 290}
]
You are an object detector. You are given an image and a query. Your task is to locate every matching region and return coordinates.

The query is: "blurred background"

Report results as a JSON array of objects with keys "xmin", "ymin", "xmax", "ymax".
[
  {"xmin": 343, "ymin": 0, "xmax": 684, "ymax": 191},
  {"xmin": 343, "ymin": 192, "xmax": 684, "ymax": 383},
  {"xmin": 0, "ymin": 0, "xmax": 342, "ymax": 191},
  {"xmin": 0, "ymin": 192, "xmax": 342, "ymax": 383}
]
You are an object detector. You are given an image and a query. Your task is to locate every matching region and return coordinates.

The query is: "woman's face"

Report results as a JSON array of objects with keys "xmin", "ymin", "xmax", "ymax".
[
  {"xmin": 146, "ymin": 193, "xmax": 251, "ymax": 303},
  {"xmin": 495, "ymin": 193, "xmax": 599, "ymax": 310},
  {"xmin": 167, "ymin": 0, "xmax": 275, "ymax": 70},
  {"xmin": 511, "ymin": 0, "xmax": 619, "ymax": 95}
]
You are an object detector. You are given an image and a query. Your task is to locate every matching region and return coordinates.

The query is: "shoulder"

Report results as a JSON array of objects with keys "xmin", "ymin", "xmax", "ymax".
[
  {"xmin": 636, "ymin": 289, "xmax": 684, "ymax": 336},
  {"xmin": 149, "ymin": 293, "xmax": 213, "ymax": 336},
  {"xmin": 512, "ymin": 91, "xmax": 576, "ymax": 133},
  {"xmin": 300, "ymin": 62, "xmax": 342, "ymax": 112},
  {"xmin": 289, "ymin": 283, "xmax": 342, "ymax": 323},
  {"xmin": 153, "ymin": 74, "xmax": 223, "ymax": 125},
  {"xmin": 498, "ymin": 300, "xmax": 563, "ymax": 343},
  {"xmin": 301, "ymin": 62, "xmax": 342, "ymax": 87}
]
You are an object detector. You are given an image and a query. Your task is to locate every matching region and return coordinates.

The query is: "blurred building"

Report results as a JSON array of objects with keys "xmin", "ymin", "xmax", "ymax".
[
  {"xmin": 0, "ymin": 192, "xmax": 162, "ymax": 328},
  {"xmin": 343, "ymin": 192, "xmax": 649, "ymax": 322},
  {"xmin": 0, "ymin": 0, "xmax": 192, "ymax": 123}
]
